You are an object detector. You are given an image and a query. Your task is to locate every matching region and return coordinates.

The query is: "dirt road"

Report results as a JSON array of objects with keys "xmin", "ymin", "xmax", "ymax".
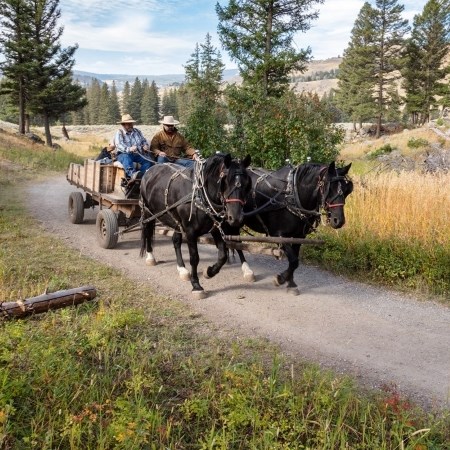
[{"xmin": 25, "ymin": 176, "xmax": 450, "ymax": 410}]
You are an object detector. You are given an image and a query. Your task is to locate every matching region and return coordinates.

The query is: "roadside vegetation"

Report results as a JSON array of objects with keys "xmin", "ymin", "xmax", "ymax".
[
  {"xmin": 303, "ymin": 127, "xmax": 450, "ymax": 302},
  {"xmin": 1, "ymin": 128, "xmax": 449, "ymax": 448}
]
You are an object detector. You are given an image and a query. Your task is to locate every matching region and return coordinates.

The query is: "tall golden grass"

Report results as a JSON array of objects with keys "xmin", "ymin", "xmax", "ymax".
[{"xmin": 346, "ymin": 171, "xmax": 450, "ymax": 249}]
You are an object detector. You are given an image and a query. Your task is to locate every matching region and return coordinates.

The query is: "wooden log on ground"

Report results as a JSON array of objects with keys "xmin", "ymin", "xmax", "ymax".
[
  {"xmin": 0, "ymin": 286, "xmax": 97, "ymax": 319},
  {"xmin": 224, "ymin": 235, "xmax": 324, "ymax": 245}
]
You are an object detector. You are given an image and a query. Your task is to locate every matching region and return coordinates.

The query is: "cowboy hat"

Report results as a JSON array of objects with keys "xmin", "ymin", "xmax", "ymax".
[
  {"xmin": 117, "ymin": 114, "xmax": 136, "ymax": 124},
  {"xmin": 159, "ymin": 115, "xmax": 180, "ymax": 125}
]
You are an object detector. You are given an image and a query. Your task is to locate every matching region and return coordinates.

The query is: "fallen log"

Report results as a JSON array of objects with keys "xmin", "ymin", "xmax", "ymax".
[
  {"xmin": 0, "ymin": 286, "xmax": 97, "ymax": 319},
  {"xmin": 223, "ymin": 235, "xmax": 324, "ymax": 245}
]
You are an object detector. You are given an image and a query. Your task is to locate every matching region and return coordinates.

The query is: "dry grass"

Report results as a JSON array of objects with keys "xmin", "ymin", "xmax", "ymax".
[
  {"xmin": 339, "ymin": 127, "xmax": 449, "ymax": 161},
  {"xmin": 347, "ymin": 171, "xmax": 450, "ymax": 249}
]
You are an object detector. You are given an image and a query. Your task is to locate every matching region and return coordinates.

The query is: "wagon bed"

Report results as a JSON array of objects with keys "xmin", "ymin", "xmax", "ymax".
[{"xmin": 66, "ymin": 159, "xmax": 141, "ymax": 248}]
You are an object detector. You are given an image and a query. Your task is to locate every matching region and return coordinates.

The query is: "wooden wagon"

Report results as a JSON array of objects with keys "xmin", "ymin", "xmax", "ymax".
[{"xmin": 66, "ymin": 159, "xmax": 141, "ymax": 249}]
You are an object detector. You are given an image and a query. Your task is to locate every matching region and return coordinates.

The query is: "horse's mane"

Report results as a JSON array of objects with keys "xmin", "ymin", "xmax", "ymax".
[
  {"xmin": 295, "ymin": 163, "xmax": 325, "ymax": 186},
  {"xmin": 203, "ymin": 154, "xmax": 224, "ymax": 180}
]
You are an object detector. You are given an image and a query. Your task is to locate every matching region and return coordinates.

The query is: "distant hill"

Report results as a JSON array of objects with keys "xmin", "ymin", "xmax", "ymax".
[
  {"xmin": 72, "ymin": 58, "xmax": 342, "ymax": 95},
  {"xmin": 73, "ymin": 69, "xmax": 240, "ymax": 91}
]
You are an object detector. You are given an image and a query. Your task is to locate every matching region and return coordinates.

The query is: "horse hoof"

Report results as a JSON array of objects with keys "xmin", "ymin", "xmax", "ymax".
[
  {"xmin": 203, "ymin": 268, "xmax": 211, "ymax": 279},
  {"xmin": 146, "ymin": 258, "xmax": 157, "ymax": 266},
  {"xmin": 177, "ymin": 266, "xmax": 190, "ymax": 281},
  {"xmin": 273, "ymin": 276, "xmax": 281, "ymax": 287},
  {"xmin": 192, "ymin": 290, "xmax": 207, "ymax": 300},
  {"xmin": 287, "ymin": 287, "xmax": 300, "ymax": 296},
  {"xmin": 244, "ymin": 273, "xmax": 256, "ymax": 282}
]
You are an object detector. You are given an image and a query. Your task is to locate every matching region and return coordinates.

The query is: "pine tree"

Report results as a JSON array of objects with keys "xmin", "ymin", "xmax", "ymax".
[
  {"xmin": 403, "ymin": 0, "xmax": 450, "ymax": 124},
  {"xmin": 335, "ymin": 2, "xmax": 378, "ymax": 130},
  {"xmin": 216, "ymin": 0, "xmax": 323, "ymax": 98},
  {"xmin": 87, "ymin": 78, "xmax": 101, "ymax": 124},
  {"xmin": 121, "ymin": 81, "xmax": 131, "ymax": 114},
  {"xmin": 18, "ymin": 0, "xmax": 87, "ymax": 145},
  {"xmin": 140, "ymin": 79, "xmax": 152, "ymax": 124},
  {"xmin": 0, "ymin": 0, "xmax": 34, "ymax": 133},
  {"xmin": 149, "ymin": 80, "xmax": 160, "ymax": 124},
  {"xmin": 128, "ymin": 77, "xmax": 142, "ymax": 122},
  {"xmin": 371, "ymin": 0, "xmax": 410, "ymax": 137},
  {"xmin": 109, "ymin": 81, "xmax": 121, "ymax": 123},
  {"xmin": 182, "ymin": 33, "xmax": 227, "ymax": 155},
  {"xmin": 98, "ymin": 82, "xmax": 111, "ymax": 124}
]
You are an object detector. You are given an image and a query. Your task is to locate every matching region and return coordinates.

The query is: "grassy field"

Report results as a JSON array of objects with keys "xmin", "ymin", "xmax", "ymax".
[{"xmin": 0, "ymin": 131, "xmax": 449, "ymax": 447}]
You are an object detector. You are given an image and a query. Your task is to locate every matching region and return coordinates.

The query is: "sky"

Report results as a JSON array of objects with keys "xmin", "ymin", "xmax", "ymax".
[{"xmin": 59, "ymin": 0, "xmax": 428, "ymax": 76}]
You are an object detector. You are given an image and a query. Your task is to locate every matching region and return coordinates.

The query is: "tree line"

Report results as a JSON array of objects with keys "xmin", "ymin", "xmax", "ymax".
[{"xmin": 1, "ymin": 0, "xmax": 449, "ymax": 167}]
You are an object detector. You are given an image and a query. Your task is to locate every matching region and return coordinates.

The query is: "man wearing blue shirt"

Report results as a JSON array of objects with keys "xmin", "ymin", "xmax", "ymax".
[{"xmin": 114, "ymin": 114, "xmax": 154, "ymax": 181}]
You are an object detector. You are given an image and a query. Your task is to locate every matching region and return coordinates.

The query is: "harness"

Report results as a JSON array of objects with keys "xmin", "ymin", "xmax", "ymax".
[
  {"xmin": 246, "ymin": 164, "xmax": 349, "ymax": 232},
  {"xmin": 138, "ymin": 158, "xmax": 246, "ymax": 236}
]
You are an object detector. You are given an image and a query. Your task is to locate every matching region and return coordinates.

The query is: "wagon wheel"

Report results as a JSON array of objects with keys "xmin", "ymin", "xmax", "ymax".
[
  {"xmin": 96, "ymin": 209, "xmax": 119, "ymax": 249},
  {"xmin": 68, "ymin": 192, "xmax": 85, "ymax": 224}
]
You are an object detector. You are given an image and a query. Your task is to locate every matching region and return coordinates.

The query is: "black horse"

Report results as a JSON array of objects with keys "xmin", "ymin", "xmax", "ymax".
[
  {"xmin": 229, "ymin": 161, "xmax": 353, "ymax": 294},
  {"xmin": 140, "ymin": 153, "xmax": 252, "ymax": 298}
]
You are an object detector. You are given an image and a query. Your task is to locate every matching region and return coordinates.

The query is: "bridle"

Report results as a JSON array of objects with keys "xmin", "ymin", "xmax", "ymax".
[
  {"xmin": 219, "ymin": 165, "xmax": 247, "ymax": 207},
  {"xmin": 317, "ymin": 166, "xmax": 348, "ymax": 211}
]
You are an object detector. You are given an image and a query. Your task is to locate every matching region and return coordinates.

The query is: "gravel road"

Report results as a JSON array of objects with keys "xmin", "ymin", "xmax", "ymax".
[{"xmin": 25, "ymin": 175, "xmax": 450, "ymax": 411}]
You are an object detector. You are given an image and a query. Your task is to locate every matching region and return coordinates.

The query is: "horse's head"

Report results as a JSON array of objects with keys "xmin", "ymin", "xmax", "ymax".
[
  {"xmin": 321, "ymin": 161, "xmax": 353, "ymax": 228},
  {"xmin": 217, "ymin": 154, "xmax": 252, "ymax": 227}
]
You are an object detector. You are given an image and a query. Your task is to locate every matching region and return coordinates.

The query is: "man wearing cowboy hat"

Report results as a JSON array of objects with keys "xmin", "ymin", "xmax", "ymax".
[
  {"xmin": 150, "ymin": 115, "xmax": 198, "ymax": 168},
  {"xmin": 114, "ymin": 114, "xmax": 154, "ymax": 181}
]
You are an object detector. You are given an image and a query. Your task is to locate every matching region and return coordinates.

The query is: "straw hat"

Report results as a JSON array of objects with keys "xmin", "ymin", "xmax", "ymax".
[
  {"xmin": 159, "ymin": 115, "xmax": 180, "ymax": 125},
  {"xmin": 117, "ymin": 114, "xmax": 136, "ymax": 124}
]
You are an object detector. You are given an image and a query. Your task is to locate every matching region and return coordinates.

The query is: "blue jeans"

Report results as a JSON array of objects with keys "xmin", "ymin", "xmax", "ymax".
[
  {"xmin": 157, "ymin": 155, "xmax": 195, "ymax": 168},
  {"xmin": 117, "ymin": 152, "xmax": 154, "ymax": 178}
]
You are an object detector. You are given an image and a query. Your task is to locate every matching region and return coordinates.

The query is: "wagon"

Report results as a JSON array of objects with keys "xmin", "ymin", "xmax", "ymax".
[{"xmin": 66, "ymin": 159, "xmax": 141, "ymax": 249}]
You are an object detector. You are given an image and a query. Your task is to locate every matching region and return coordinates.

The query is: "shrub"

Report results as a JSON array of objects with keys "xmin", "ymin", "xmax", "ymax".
[
  {"xmin": 407, "ymin": 137, "xmax": 429, "ymax": 149},
  {"xmin": 367, "ymin": 144, "xmax": 395, "ymax": 160}
]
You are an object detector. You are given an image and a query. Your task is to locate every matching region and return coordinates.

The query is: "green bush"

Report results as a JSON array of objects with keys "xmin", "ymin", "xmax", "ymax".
[
  {"xmin": 407, "ymin": 137, "xmax": 429, "ymax": 149},
  {"xmin": 367, "ymin": 144, "xmax": 395, "ymax": 160}
]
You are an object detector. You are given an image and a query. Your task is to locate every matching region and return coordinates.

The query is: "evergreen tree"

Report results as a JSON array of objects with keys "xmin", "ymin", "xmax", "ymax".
[
  {"xmin": 216, "ymin": 0, "xmax": 323, "ymax": 98},
  {"xmin": 98, "ymin": 82, "xmax": 111, "ymax": 124},
  {"xmin": 181, "ymin": 33, "xmax": 227, "ymax": 155},
  {"xmin": 87, "ymin": 78, "xmax": 101, "ymax": 124},
  {"xmin": 0, "ymin": 0, "xmax": 34, "ymax": 133},
  {"xmin": 403, "ymin": 0, "xmax": 450, "ymax": 124},
  {"xmin": 140, "ymin": 79, "xmax": 152, "ymax": 123},
  {"xmin": 19, "ymin": 0, "xmax": 87, "ymax": 145},
  {"xmin": 122, "ymin": 81, "xmax": 131, "ymax": 114},
  {"xmin": 371, "ymin": 0, "xmax": 410, "ymax": 137},
  {"xmin": 109, "ymin": 81, "xmax": 121, "ymax": 123},
  {"xmin": 161, "ymin": 88, "xmax": 179, "ymax": 117},
  {"xmin": 335, "ymin": 2, "xmax": 378, "ymax": 130},
  {"xmin": 128, "ymin": 77, "xmax": 142, "ymax": 122},
  {"xmin": 149, "ymin": 80, "xmax": 160, "ymax": 124}
]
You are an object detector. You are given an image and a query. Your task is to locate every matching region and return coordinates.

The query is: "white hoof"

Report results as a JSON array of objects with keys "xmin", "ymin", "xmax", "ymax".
[
  {"xmin": 177, "ymin": 266, "xmax": 190, "ymax": 281},
  {"xmin": 242, "ymin": 262, "xmax": 255, "ymax": 282},
  {"xmin": 273, "ymin": 276, "xmax": 281, "ymax": 287},
  {"xmin": 203, "ymin": 268, "xmax": 211, "ymax": 279},
  {"xmin": 145, "ymin": 252, "xmax": 157, "ymax": 266},
  {"xmin": 287, "ymin": 287, "xmax": 300, "ymax": 296},
  {"xmin": 192, "ymin": 290, "xmax": 207, "ymax": 300}
]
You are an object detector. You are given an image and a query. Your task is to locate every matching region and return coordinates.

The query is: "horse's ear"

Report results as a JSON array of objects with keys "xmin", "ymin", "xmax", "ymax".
[
  {"xmin": 224, "ymin": 153, "xmax": 232, "ymax": 168},
  {"xmin": 340, "ymin": 162, "xmax": 352, "ymax": 175},
  {"xmin": 328, "ymin": 161, "xmax": 336, "ymax": 174},
  {"xmin": 242, "ymin": 154, "xmax": 251, "ymax": 168}
]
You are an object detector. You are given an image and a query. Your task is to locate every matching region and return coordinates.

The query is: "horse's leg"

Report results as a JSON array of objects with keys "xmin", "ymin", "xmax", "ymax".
[
  {"xmin": 273, "ymin": 244, "xmax": 300, "ymax": 295},
  {"xmin": 140, "ymin": 220, "xmax": 157, "ymax": 266},
  {"xmin": 172, "ymin": 232, "xmax": 190, "ymax": 281},
  {"xmin": 203, "ymin": 228, "xmax": 228, "ymax": 279},
  {"xmin": 185, "ymin": 234, "xmax": 206, "ymax": 299},
  {"xmin": 235, "ymin": 249, "xmax": 255, "ymax": 282}
]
